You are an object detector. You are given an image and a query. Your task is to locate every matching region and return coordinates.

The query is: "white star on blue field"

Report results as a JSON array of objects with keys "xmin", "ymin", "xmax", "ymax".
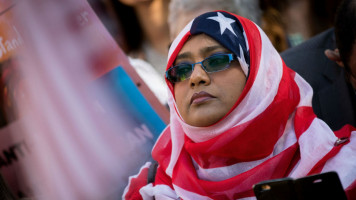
[{"xmin": 207, "ymin": 12, "xmax": 237, "ymax": 37}]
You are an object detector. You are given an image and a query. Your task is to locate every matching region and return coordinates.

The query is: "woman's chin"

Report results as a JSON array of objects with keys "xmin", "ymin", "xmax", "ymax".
[{"xmin": 186, "ymin": 111, "xmax": 225, "ymax": 127}]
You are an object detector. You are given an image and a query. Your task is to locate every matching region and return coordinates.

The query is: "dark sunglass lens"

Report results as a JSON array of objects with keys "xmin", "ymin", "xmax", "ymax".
[
  {"xmin": 168, "ymin": 64, "xmax": 192, "ymax": 82},
  {"xmin": 204, "ymin": 54, "xmax": 230, "ymax": 72}
]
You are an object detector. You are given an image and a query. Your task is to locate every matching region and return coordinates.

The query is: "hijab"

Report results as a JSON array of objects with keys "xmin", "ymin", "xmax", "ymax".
[{"xmin": 125, "ymin": 11, "xmax": 356, "ymax": 200}]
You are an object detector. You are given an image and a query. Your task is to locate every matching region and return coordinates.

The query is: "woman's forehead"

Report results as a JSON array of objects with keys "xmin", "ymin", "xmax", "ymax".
[{"xmin": 187, "ymin": 34, "xmax": 219, "ymax": 45}]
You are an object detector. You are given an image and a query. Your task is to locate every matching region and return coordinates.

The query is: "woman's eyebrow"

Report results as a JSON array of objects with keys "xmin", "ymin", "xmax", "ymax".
[
  {"xmin": 176, "ymin": 52, "xmax": 192, "ymax": 60},
  {"xmin": 176, "ymin": 45, "xmax": 224, "ymax": 61},
  {"xmin": 200, "ymin": 45, "xmax": 224, "ymax": 55}
]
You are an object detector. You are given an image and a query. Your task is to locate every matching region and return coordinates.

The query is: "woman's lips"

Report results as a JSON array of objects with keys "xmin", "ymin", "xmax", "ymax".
[{"xmin": 190, "ymin": 91, "xmax": 215, "ymax": 104}]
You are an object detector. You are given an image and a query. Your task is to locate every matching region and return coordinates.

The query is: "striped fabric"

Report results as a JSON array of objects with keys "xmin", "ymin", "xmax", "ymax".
[{"xmin": 123, "ymin": 11, "xmax": 356, "ymax": 200}]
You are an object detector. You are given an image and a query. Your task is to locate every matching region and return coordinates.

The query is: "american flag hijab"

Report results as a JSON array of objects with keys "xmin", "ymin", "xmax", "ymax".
[{"xmin": 123, "ymin": 11, "xmax": 356, "ymax": 200}]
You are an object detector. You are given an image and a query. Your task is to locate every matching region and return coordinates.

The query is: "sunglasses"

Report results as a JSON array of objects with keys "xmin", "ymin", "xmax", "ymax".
[{"xmin": 166, "ymin": 53, "xmax": 236, "ymax": 83}]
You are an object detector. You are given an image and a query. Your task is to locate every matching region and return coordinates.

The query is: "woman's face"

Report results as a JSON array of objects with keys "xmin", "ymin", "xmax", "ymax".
[{"xmin": 174, "ymin": 34, "xmax": 246, "ymax": 127}]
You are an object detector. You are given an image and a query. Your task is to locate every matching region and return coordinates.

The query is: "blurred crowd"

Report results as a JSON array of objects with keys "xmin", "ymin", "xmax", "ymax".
[{"xmin": 89, "ymin": 0, "xmax": 340, "ymax": 71}]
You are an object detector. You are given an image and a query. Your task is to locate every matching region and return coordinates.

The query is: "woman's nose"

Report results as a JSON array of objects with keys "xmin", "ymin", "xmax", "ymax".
[{"xmin": 189, "ymin": 64, "xmax": 211, "ymax": 88}]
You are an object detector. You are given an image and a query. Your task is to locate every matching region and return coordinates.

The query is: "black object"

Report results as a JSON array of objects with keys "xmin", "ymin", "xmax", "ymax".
[
  {"xmin": 0, "ymin": 173, "xmax": 17, "ymax": 200},
  {"xmin": 253, "ymin": 171, "xmax": 347, "ymax": 200},
  {"xmin": 147, "ymin": 160, "xmax": 158, "ymax": 184}
]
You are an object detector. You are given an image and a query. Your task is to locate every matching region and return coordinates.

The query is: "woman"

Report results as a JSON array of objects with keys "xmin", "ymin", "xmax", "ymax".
[{"xmin": 123, "ymin": 11, "xmax": 356, "ymax": 199}]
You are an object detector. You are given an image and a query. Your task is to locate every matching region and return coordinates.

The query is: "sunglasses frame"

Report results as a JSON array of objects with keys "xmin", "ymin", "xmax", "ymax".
[{"xmin": 166, "ymin": 53, "xmax": 236, "ymax": 83}]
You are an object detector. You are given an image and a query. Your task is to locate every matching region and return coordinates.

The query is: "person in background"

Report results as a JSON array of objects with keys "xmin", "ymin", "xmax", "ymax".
[
  {"xmin": 89, "ymin": 0, "xmax": 168, "ymax": 105},
  {"xmin": 333, "ymin": 0, "xmax": 356, "ymax": 92},
  {"xmin": 123, "ymin": 11, "xmax": 356, "ymax": 199},
  {"xmin": 259, "ymin": 0, "xmax": 342, "ymax": 52},
  {"xmin": 90, "ymin": 0, "xmax": 144, "ymax": 55},
  {"xmin": 117, "ymin": 0, "xmax": 170, "ymax": 77},
  {"xmin": 117, "ymin": 0, "xmax": 170, "ymax": 105},
  {"xmin": 281, "ymin": 0, "xmax": 356, "ymax": 131},
  {"xmin": 233, "ymin": 0, "xmax": 261, "ymax": 25},
  {"xmin": 0, "ymin": 58, "xmax": 22, "ymax": 127}
]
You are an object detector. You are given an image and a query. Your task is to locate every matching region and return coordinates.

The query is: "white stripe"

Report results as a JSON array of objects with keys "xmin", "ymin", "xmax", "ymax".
[
  {"xmin": 166, "ymin": 103, "xmax": 185, "ymax": 177},
  {"xmin": 273, "ymin": 112, "xmax": 298, "ymax": 155},
  {"xmin": 321, "ymin": 131, "xmax": 356, "ymax": 189},
  {"xmin": 174, "ymin": 184, "xmax": 257, "ymax": 200},
  {"xmin": 139, "ymin": 183, "xmax": 155, "ymax": 200},
  {"xmin": 289, "ymin": 118, "xmax": 336, "ymax": 178},
  {"xmin": 140, "ymin": 184, "xmax": 179, "ymax": 200},
  {"xmin": 294, "ymin": 73, "xmax": 313, "ymax": 107},
  {"xmin": 238, "ymin": 44, "xmax": 249, "ymax": 76},
  {"xmin": 239, "ymin": 197, "xmax": 256, "ymax": 200},
  {"xmin": 243, "ymin": 30, "xmax": 249, "ymax": 51},
  {"xmin": 173, "ymin": 184, "xmax": 213, "ymax": 200},
  {"xmin": 193, "ymin": 156, "xmax": 271, "ymax": 181}
]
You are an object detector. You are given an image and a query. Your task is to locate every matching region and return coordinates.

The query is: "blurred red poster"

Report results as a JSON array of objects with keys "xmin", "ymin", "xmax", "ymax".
[{"xmin": 0, "ymin": 0, "xmax": 168, "ymax": 124}]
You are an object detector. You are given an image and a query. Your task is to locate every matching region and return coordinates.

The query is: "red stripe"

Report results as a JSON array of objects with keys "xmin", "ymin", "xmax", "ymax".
[
  {"xmin": 171, "ymin": 149, "xmax": 208, "ymax": 197},
  {"xmin": 345, "ymin": 179, "xmax": 356, "ymax": 200},
  {"xmin": 154, "ymin": 165, "xmax": 174, "ymax": 189},
  {"xmin": 123, "ymin": 165, "xmax": 149, "ymax": 200},
  {"xmin": 334, "ymin": 124, "xmax": 356, "ymax": 138},
  {"xmin": 294, "ymin": 106, "xmax": 316, "ymax": 139},
  {"xmin": 171, "ymin": 143, "xmax": 300, "ymax": 199},
  {"xmin": 152, "ymin": 128, "xmax": 173, "ymax": 171},
  {"xmin": 185, "ymin": 63, "xmax": 300, "ymax": 168},
  {"xmin": 233, "ymin": 189, "xmax": 255, "ymax": 199}
]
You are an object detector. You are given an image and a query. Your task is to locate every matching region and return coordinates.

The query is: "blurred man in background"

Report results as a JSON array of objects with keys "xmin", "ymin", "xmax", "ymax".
[
  {"xmin": 260, "ymin": 0, "xmax": 342, "ymax": 52},
  {"xmin": 281, "ymin": 0, "xmax": 356, "ymax": 130}
]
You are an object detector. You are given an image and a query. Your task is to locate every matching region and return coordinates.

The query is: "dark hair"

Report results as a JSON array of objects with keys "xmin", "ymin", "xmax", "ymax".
[
  {"xmin": 335, "ymin": 0, "xmax": 356, "ymax": 73},
  {"xmin": 88, "ymin": 0, "xmax": 144, "ymax": 54},
  {"xmin": 259, "ymin": 0, "xmax": 290, "ymax": 52},
  {"xmin": 111, "ymin": 0, "xmax": 144, "ymax": 53},
  {"xmin": 309, "ymin": 0, "xmax": 342, "ymax": 35}
]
